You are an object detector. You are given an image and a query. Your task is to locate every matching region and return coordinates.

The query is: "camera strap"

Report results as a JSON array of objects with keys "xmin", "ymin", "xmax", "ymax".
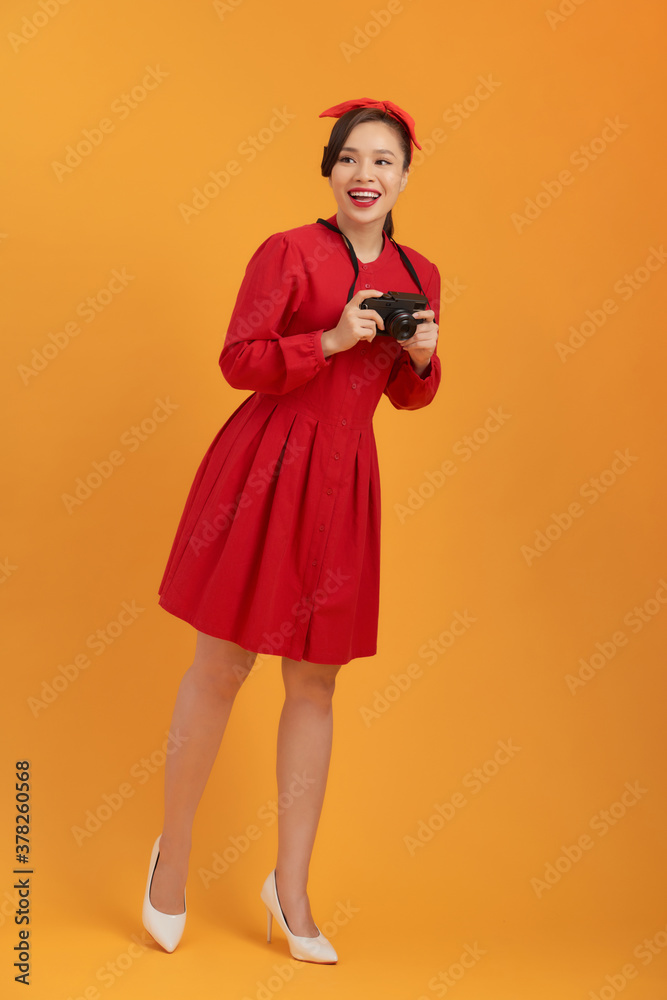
[{"xmin": 316, "ymin": 217, "xmax": 426, "ymax": 303}]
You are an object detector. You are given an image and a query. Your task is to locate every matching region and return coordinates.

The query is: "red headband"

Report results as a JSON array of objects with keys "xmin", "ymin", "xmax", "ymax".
[{"xmin": 319, "ymin": 98, "xmax": 422, "ymax": 154}]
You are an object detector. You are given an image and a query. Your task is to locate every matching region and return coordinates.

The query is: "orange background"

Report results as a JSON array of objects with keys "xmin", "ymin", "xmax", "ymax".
[{"xmin": 2, "ymin": 0, "xmax": 666, "ymax": 997}]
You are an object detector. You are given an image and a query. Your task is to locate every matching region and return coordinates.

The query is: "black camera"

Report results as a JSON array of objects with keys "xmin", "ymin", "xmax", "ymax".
[{"xmin": 359, "ymin": 291, "xmax": 430, "ymax": 341}]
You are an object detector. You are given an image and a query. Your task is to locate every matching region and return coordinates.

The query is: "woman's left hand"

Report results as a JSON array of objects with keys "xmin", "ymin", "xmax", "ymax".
[{"xmin": 400, "ymin": 309, "xmax": 439, "ymax": 375}]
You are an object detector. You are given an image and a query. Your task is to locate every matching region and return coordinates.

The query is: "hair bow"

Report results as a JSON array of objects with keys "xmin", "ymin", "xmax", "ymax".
[{"xmin": 319, "ymin": 98, "xmax": 422, "ymax": 152}]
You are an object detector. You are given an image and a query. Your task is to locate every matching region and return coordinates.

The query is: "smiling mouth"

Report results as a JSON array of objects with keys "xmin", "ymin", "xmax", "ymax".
[{"xmin": 348, "ymin": 189, "xmax": 381, "ymax": 206}]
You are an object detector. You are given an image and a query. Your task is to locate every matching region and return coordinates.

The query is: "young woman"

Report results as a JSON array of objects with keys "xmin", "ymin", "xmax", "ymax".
[{"xmin": 142, "ymin": 97, "xmax": 442, "ymax": 963}]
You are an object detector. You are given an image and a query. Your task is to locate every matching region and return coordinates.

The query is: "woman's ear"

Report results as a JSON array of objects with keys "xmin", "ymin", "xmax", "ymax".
[{"xmin": 399, "ymin": 167, "xmax": 410, "ymax": 192}]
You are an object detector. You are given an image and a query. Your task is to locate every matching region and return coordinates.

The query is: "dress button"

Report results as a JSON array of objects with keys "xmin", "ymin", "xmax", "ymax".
[
  {"xmin": 361, "ymin": 349, "xmax": 367, "ymax": 355},
  {"xmin": 364, "ymin": 283, "xmax": 371, "ymax": 288},
  {"xmin": 312, "ymin": 559, "xmax": 317, "ymax": 566},
  {"xmin": 341, "ymin": 418, "xmax": 347, "ymax": 426},
  {"xmin": 351, "ymin": 383, "xmax": 357, "ymax": 390},
  {"xmin": 326, "ymin": 488, "xmax": 333, "ymax": 495},
  {"xmin": 319, "ymin": 524, "xmax": 325, "ymax": 532},
  {"xmin": 334, "ymin": 452, "xmax": 340, "ymax": 460},
  {"xmin": 362, "ymin": 264, "xmax": 368, "ymax": 270}
]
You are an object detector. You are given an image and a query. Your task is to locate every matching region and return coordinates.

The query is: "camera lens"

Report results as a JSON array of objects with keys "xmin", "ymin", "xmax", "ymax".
[{"xmin": 386, "ymin": 311, "xmax": 417, "ymax": 341}]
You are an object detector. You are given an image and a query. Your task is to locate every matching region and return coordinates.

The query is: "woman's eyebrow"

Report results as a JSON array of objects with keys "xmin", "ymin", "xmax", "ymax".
[{"xmin": 340, "ymin": 146, "xmax": 396, "ymax": 155}]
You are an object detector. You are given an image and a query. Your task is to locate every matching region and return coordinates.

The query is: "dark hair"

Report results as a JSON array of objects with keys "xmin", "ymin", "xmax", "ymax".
[{"xmin": 320, "ymin": 108, "xmax": 411, "ymax": 240}]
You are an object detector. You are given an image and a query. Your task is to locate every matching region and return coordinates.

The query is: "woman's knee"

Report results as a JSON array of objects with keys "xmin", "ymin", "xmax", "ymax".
[
  {"xmin": 281, "ymin": 659, "xmax": 341, "ymax": 705},
  {"xmin": 189, "ymin": 631, "xmax": 257, "ymax": 699}
]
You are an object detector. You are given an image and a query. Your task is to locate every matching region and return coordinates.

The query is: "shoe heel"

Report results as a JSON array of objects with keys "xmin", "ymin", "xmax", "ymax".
[{"xmin": 259, "ymin": 869, "xmax": 338, "ymax": 963}]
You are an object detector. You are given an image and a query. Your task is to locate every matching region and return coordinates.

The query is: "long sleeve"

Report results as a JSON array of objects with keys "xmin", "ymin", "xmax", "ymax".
[
  {"xmin": 219, "ymin": 232, "xmax": 332, "ymax": 395},
  {"xmin": 383, "ymin": 261, "xmax": 442, "ymax": 410}
]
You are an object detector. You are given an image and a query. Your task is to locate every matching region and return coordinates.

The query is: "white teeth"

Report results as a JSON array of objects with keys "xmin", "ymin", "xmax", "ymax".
[{"xmin": 350, "ymin": 191, "xmax": 379, "ymax": 199}]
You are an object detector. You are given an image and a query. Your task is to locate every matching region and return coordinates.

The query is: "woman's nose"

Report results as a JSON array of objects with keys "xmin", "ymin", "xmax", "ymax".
[{"xmin": 354, "ymin": 159, "xmax": 375, "ymax": 180}]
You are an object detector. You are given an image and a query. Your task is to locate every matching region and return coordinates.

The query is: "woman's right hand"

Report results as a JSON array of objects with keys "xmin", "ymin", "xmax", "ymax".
[{"xmin": 320, "ymin": 289, "xmax": 385, "ymax": 357}]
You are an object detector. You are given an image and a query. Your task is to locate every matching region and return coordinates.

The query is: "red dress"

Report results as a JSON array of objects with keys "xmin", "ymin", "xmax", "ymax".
[{"xmin": 157, "ymin": 214, "xmax": 442, "ymax": 664}]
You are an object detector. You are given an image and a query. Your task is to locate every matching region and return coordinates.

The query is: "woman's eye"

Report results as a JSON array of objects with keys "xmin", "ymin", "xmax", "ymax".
[{"xmin": 338, "ymin": 156, "xmax": 393, "ymax": 165}]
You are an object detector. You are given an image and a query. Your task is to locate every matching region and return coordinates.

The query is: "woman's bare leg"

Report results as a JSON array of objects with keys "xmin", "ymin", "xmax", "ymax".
[
  {"xmin": 148, "ymin": 631, "xmax": 256, "ymax": 914},
  {"xmin": 274, "ymin": 657, "xmax": 341, "ymax": 937}
]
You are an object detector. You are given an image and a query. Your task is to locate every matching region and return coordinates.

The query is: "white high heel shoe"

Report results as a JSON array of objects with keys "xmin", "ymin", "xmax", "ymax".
[
  {"xmin": 260, "ymin": 869, "xmax": 338, "ymax": 964},
  {"xmin": 142, "ymin": 836, "xmax": 186, "ymax": 953}
]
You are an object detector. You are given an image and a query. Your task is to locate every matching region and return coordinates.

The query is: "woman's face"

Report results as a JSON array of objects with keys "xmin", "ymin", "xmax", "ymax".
[{"xmin": 328, "ymin": 121, "xmax": 409, "ymax": 226}]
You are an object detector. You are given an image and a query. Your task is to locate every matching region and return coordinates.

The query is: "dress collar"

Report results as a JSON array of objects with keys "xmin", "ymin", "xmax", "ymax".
[{"xmin": 325, "ymin": 214, "xmax": 389, "ymax": 265}]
